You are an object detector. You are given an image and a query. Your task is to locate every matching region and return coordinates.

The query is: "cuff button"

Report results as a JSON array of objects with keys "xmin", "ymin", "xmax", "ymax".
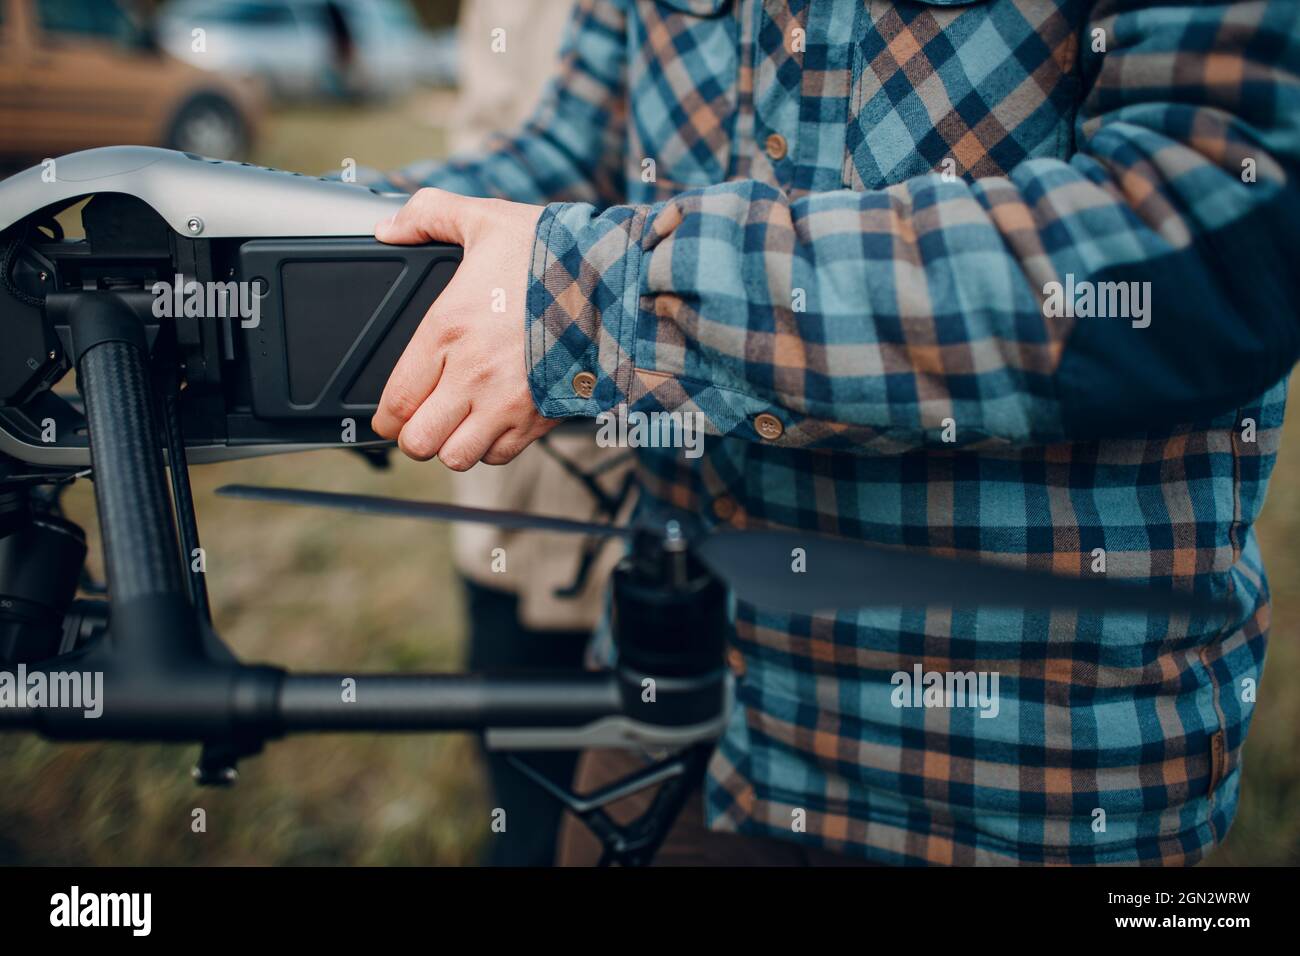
[
  {"xmin": 572, "ymin": 371, "xmax": 597, "ymax": 399},
  {"xmin": 754, "ymin": 412, "xmax": 784, "ymax": 440}
]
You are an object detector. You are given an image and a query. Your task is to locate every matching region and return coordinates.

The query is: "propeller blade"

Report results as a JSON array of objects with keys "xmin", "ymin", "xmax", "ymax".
[
  {"xmin": 218, "ymin": 485, "xmax": 1233, "ymax": 617},
  {"xmin": 216, "ymin": 485, "xmax": 633, "ymax": 539},
  {"xmin": 695, "ymin": 529, "xmax": 1234, "ymax": 617}
]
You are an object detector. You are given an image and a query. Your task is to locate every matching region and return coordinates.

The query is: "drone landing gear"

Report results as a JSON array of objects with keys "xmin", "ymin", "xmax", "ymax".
[
  {"xmin": 494, "ymin": 526, "xmax": 730, "ymax": 866},
  {"xmin": 508, "ymin": 742, "xmax": 713, "ymax": 867}
]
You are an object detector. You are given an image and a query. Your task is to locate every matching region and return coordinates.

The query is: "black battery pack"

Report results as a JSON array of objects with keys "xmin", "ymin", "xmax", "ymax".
[{"xmin": 236, "ymin": 238, "xmax": 462, "ymax": 420}]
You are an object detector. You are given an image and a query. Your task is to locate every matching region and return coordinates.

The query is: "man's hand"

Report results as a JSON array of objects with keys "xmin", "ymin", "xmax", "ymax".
[{"xmin": 372, "ymin": 189, "xmax": 555, "ymax": 470}]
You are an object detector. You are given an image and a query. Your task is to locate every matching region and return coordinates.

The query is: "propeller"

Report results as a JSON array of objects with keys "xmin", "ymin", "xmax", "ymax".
[
  {"xmin": 217, "ymin": 484, "xmax": 1234, "ymax": 618},
  {"xmin": 218, "ymin": 485, "xmax": 630, "ymax": 539}
]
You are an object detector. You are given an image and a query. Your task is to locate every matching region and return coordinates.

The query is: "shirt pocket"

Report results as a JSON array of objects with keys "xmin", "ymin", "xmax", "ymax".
[
  {"xmin": 845, "ymin": 0, "xmax": 1085, "ymax": 191},
  {"xmin": 627, "ymin": 0, "xmax": 740, "ymax": 195}
]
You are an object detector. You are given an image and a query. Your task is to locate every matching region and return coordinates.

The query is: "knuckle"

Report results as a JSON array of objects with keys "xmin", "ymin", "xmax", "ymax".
[
  {"xmin": 439, "ymin": 447, "xmax": 472, "ymax": 472},
  {"xmin": 464, "ymin": 358, "xmax": 495, "ymax": 386},
  {"xmin": 419, "ymin": 187, "xmax": 456, "ymax": 222},
  {"xmin": 381, "ymin": 383, "xmax": 422, "ymax": 423},
  {"xmin": 435, "ymin": 319, "xmax": 467, "ymax": 347},
  {"xmin": 485, "ymin": 440, "xmax": 525, "ymax": 466},
  {"xmin": 397, "ymin": 425, "xmax": 437, "ymax": 461}
]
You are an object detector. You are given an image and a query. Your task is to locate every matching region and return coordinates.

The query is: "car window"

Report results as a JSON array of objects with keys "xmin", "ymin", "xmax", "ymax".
[{"xmin": 35, "ymin": 0, "xmax": 140, "ymax": 45}]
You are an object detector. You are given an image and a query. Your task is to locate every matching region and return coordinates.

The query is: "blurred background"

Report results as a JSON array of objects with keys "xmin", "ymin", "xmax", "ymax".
[{"xmin": 0, "ymin": 0, "xmax": 1296, "ymax": 866}]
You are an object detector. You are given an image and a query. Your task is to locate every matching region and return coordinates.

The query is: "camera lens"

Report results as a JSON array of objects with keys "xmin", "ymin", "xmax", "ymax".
[{"xmin": 0, "ymin": 511, "xmax": 87, "ymax": 665}]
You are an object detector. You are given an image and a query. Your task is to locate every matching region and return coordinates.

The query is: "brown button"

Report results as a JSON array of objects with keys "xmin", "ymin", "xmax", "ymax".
[
  {"xmin": 712, "ymin": 496, "xmax": 736, "ymax": 521},
  {"xmin": 572, "ymin": 371, "xmax": 597, "ymax": 398},
  {"xmin": 764, "ymin": 133, "xmax": 788, "ymax": 161},
  {"xmin": 754, "ymin": 412, "xmax": 784, "ymax": 440},
  {"xmin": 726, "ymin": 647, "xmax": 747, "ymax": 678}
]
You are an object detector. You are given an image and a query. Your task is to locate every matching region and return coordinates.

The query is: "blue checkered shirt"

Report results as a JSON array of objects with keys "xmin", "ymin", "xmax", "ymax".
[{"xmin": 378, "ymin": 0, "xmax": 1300, "ymax": 863}]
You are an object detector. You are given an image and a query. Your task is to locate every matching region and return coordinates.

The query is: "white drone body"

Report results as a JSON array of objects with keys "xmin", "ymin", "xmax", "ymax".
[
  {"xmin": 0, "ymin": 147, "xmax": 453, "ymax": 469},
  {"xmin": 0, "ymin": 145, "xmax": 407, "ymax": 238}
]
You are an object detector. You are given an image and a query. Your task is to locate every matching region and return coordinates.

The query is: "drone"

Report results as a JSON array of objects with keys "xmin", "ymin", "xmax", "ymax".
[{"xmin": 0, "ymin": 148, "xmax": 1230, "ymax": 866}]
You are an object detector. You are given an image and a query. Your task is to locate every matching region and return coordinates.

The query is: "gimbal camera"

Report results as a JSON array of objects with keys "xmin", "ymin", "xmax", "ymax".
[{"xmin": 0, "ymin": 148, "xmax": 1227, "ymax": 865}]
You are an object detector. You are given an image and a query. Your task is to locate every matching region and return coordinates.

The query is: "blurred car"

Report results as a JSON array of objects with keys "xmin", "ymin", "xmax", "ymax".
[
  {"xmin": 156, "ymin": 0, "xmax": 457, "ymax": 101},
  {"xmin": 0, "ymin": 0, "xmax": 263, "ymax": 163}
]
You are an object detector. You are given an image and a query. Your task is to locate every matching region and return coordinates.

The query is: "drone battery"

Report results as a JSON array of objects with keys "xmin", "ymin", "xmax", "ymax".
[{"xmin": 235, "ymin": 238, "xmax": 461, "ymax": 421}]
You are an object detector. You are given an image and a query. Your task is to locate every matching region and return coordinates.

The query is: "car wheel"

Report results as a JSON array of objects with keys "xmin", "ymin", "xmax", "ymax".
[{"xmin": 164, "ymin": 94, "xmax": 250, "ymax": 161}]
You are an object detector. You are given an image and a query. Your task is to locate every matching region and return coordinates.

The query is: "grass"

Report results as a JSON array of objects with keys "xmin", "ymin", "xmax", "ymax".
[
  {"xmin": 252, "ymin": 91, "xmax": 457, "ymax": 178},
  {"xmin": 0, "ymin": 93, "xmax": 1295, "ymax": 865},
  {"xmin": 0, "ymin": 96, "xmax": 488, "ymax": 866},
  {"xmin": 0, "ymin": 450, "xmax": 488, "ymax": 866}
]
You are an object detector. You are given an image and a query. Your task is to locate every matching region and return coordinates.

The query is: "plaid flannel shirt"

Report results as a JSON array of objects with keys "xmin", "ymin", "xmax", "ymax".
[{"xmin": 382, "ymin": 0, "xmax": 1300, "ymax": 864}]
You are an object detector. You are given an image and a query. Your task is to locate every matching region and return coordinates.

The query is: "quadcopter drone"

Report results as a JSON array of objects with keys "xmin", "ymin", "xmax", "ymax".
[{"xmin": 0, "ymin": 148, "xmax": 1228, "ymax": 866}]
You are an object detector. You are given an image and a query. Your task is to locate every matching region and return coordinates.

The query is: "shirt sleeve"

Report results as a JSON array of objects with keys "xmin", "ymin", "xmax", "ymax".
[
  {"xmin": 525, "ymin": 0, "xmax": 1300, "ymax": 452},
  {"xmin": 366, "ymin": 0, "xmax": 629, "ymax": 207}
]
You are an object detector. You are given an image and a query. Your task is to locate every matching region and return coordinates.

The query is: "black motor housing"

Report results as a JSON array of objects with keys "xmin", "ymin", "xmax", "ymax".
[
  {"xmin": 0, "ymin": 495, "xmax": 86, "ymax": 666},
  {"xmin": 611, "ymin": 529, "xmax": 729, "ymax": 729}
]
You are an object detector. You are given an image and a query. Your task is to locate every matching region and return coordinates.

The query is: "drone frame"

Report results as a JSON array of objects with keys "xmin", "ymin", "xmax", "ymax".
[{"xmin": 0, "ymin": 289, "xmax": 733, "ymax": 867}]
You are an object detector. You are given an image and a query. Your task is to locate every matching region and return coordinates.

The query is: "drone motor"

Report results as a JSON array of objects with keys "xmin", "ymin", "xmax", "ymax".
[{"xmin": 0, "ymin": 488, "xmax": 87, "ymax": 666}]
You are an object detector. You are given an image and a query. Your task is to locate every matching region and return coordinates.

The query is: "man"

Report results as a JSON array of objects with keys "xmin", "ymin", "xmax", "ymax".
[{"xmin": 373, "ymin": 0, "xmax": 1300, "ymax": 864}]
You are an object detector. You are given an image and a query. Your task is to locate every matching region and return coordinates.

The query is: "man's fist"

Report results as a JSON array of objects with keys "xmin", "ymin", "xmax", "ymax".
[{"xmin": 372, "ymin": 188, "xmax": 555, "ymax": 470}]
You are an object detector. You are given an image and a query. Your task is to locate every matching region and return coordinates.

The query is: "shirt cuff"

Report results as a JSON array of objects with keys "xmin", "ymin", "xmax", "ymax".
[{"xmin": 525, "ymin": 201, "xmax": 652, "ymax": 418}]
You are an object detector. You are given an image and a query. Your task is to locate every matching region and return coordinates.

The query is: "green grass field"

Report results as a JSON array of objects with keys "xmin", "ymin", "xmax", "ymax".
[{"xmin": 0, "ymin": 94, "xmax": 1295, "ymax": 865}]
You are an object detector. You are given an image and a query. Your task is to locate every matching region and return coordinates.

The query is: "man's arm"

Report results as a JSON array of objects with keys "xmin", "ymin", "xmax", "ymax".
[
  {"xmin": 523, "ymin": 0, "xmax": 1300, "ymax": 452},
  {"xmin": 384, "ymin": 0, "xmax": 628, "ymax": 207},
  {"xmin": 372, "ymin": 0, "xmax": 1300, "ymax": 467},
  {"xmin": 361, "ymin": 0, "xmax": 631, "ymax": 467}
]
